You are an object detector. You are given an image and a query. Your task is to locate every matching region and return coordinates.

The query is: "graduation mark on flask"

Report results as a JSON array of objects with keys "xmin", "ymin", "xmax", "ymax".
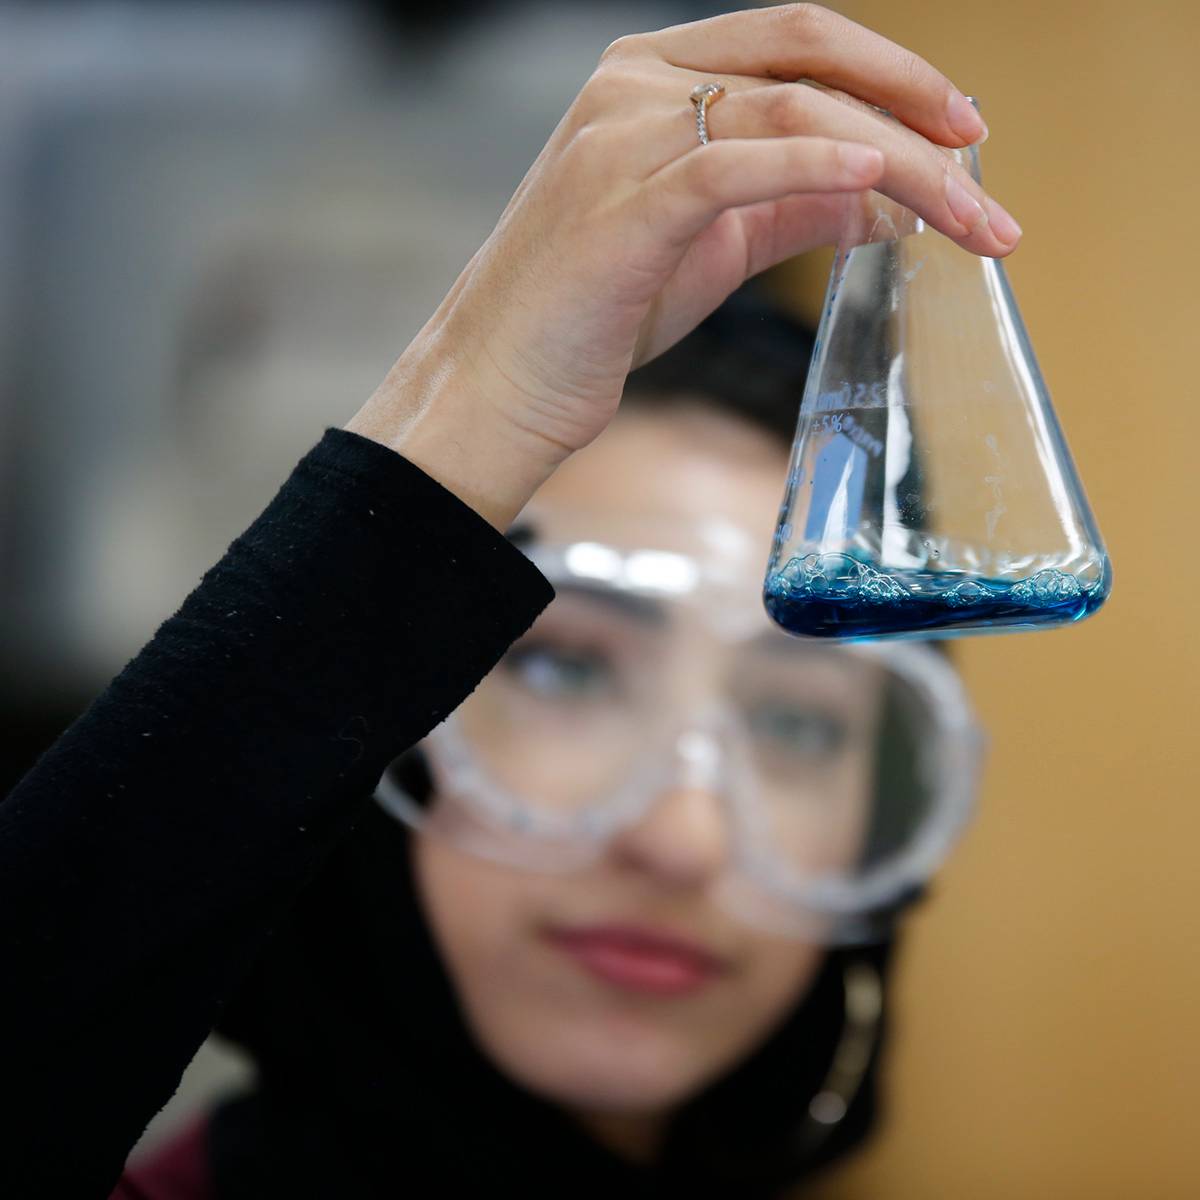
[
  {"xmin": 811, "ymin": 411, "xmax": 884, "ymax": 458},
  {"xmin": 811, "ymin": 382, "xmax": 888, "ymax": 412}
]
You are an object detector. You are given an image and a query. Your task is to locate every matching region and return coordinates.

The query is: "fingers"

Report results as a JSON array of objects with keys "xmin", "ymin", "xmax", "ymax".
[
  {"xmin": 617, "ymin": 4, "xmax": 986, "ymax": 148},
  {"xmin": 701, "ymin": 82, "xmax": 1019, "ymax": 256},
  {"xmin": 642, "ymin": 135, "xmax": 885, "ymax": 247}
]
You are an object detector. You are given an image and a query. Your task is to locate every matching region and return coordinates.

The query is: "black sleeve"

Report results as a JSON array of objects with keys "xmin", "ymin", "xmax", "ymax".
[{"xmin": 0, "ymin": 427, "xmax": 554, "ymax": 1197}]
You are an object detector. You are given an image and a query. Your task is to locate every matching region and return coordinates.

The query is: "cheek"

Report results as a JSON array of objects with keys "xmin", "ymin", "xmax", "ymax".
[
  {"xmin": 411, "ymin": 831, "xmax": 616, "ymax": 1101},
  {"xmin": 412, "ymin": 830, "xmax": 584, "ymax": 1038},
  {"xmin": 765, "ymin": 763, "xmax": 875, "ymax": 875},
  {"xmin": 831, "ymin": 753, "xmax": 876, "ymax": 865},
  {"xmin": 737, "ymin": 937, "xmax": 825, "ymax": 1028},
  {"xmin": 412, "ymin": 832, "xmax": 536, "ymax": 989}
]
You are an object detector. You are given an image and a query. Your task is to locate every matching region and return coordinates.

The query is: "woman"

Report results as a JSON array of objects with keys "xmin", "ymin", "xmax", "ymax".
[
  {"xmin": 0, "ymin": 6, "xmax": 1012, "ymax": 1197},
  {"xmin": 136, "ymin": 296, "xmax": 977, "ymax": 1198}
]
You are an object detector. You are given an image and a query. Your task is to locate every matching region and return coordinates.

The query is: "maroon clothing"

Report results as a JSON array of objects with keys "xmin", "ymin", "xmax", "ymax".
[{"xmin": 113, "ymin": 1117, "xmax": 213, "ymax": 1200}]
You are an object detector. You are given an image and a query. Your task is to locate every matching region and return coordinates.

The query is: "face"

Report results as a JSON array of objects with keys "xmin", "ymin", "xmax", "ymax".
[{"xmin": 413, "ymin": 404, "xmax": 881, "ymax": 1122}]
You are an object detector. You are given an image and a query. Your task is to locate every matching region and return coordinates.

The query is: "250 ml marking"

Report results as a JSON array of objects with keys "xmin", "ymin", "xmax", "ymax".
[{"xmin": 810, "ymin": 382, "xmax": 888, "ymax": 412}]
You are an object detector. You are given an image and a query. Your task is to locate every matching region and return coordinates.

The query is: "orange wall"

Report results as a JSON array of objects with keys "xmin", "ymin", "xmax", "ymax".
[{"xmin": 792, "ymin": 2, "xmax": 1200, "ymax": 1196}]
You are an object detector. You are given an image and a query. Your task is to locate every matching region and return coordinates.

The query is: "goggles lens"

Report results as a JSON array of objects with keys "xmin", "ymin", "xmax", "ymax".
[{"xmin": 378, "ymin": 536, "xmax": 982, "ymax": 942}]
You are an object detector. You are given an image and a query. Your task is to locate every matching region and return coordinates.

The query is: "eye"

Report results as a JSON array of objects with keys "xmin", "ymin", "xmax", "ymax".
[
  {"xmin": 501, "ymin": 641, "xmax": 618, "ymax": 702},
  {"xmin": 746, "ymin": 702, "xmax": 849, "ymax": 758}
]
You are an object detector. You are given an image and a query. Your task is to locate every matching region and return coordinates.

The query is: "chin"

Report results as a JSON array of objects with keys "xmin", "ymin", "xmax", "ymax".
[{"xmin": 476, "ymin": 1009, "xmax": 720, "ymax": 1114}]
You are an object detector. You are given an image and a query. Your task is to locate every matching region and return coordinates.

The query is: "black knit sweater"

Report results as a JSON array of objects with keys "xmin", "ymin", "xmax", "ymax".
[{"xmin": 0, "ymin": 428, "xmax": 554, "ymax": 1196}]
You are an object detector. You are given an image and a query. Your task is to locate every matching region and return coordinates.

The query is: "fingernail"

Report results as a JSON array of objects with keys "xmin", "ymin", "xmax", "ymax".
[
  {"xmin": 985, "ymin": 196, "xmax": 1022, "ymax": 245},
  {"xmin": 837, "ymin": 143, "xmax": 884, "ymax": 181},
  {"xmin": 947, "ymin": 91, "xmax": 986, "ymax": 144},
  {"xmin": 945, "ymin": 174, "xmax": 988, "ymax": 235}
]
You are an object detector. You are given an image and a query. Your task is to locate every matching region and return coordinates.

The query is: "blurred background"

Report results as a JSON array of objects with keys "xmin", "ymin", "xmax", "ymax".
[{"xmin": 1, "ymin": 2, "xmax": 1196, "ymax": 1196}]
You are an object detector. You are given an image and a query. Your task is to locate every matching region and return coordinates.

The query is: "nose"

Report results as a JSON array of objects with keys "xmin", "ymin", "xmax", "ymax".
[{"xmin": 609, "ymin": 785, "xmax": 729, "ymax": 887}]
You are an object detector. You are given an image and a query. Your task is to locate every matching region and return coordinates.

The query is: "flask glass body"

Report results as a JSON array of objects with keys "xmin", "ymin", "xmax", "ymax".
[{"xmin": 764, "ymin": 144, "xmax": 1110, "ymax": 641}]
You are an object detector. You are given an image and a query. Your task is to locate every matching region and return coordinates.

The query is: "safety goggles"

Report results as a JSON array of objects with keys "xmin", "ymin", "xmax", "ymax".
[{"xmin": 376, "ymin": 511, "xmax": 983, "ymax": 942}]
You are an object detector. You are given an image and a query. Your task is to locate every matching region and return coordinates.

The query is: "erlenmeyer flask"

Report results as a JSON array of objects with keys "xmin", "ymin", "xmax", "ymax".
[{"xmin": 764, "ymin": 138, "xmax": 1111, "ymax": 641}]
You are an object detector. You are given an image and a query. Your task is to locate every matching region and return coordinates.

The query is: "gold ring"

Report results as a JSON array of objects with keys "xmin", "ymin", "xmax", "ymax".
[{"xmin": 689, "ymin": 81, "xmax": 726, "ymax": 146}]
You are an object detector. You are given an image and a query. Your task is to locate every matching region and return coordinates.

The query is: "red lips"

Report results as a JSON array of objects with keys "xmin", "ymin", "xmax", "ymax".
[{"xmin": 545, "ymin": 923, "xmax": 727, "ymax": 996}]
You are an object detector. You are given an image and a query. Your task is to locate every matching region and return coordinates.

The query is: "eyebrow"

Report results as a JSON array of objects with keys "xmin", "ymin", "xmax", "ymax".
[
  {"xmin": 555, "ymin": 582, "xmax": 669, "ymax": 627},
  {"xmin": 556, "ymin": 591, "xmax": 849, "ymax": 644},
  {"xmin": 744, "ymin": 631, "xmax": 845, "ymax": 663},
  {"xmin": 748, "ymin": 631, "xmax": 802, "ymax": 653}
]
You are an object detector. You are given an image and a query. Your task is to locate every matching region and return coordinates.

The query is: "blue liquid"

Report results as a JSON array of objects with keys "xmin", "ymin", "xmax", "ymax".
[{"xmin": 765, "ymin": 553, "xmax": 1110, "ymax": 640}]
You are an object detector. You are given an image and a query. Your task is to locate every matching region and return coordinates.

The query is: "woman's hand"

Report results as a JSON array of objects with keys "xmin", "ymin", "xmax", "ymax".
[{"xmin": 348, "ymin": 4, "xmax": 1017, "ymax": 529}]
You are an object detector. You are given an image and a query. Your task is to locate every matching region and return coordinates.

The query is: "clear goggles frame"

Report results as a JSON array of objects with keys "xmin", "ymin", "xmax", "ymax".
[{"xmin": 376, "ymin": 523, "xmax": 984, "ymax": 943}]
